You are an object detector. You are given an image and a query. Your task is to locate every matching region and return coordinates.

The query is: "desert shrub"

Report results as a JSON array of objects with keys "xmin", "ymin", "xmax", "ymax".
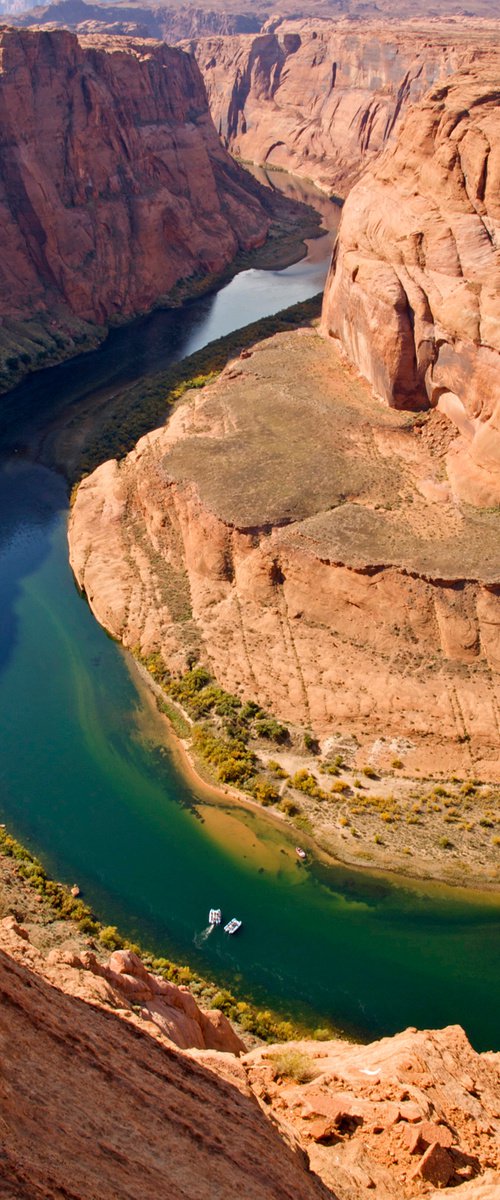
[
  {"xmin": 439, "ymin": 837, "xmax": 453, "ymax": 849},
  {"xmin": 361, "ymin": 766, "xmax": 378, "ymax": 779},
  {"xmin": 99, "ymin": 925, "xmax": 125, "ymax": 951},
  {"xmin": 267, "ymin": 760, "xmax": 289, "ymax": 779},
  {"xmin": 279, "ymin": 797, "xmax": 301, "ymax": 816},
  {"xmin": 254, "ymin": 717, "xmax": 289, "ymax": 744},
  {"xmin": 391, "ymin": 758, "xmax": 403, "ymax": 769},
  {"xmin": 330, "ymin": 780, "xmax": 349, "ymax": 794},
  {"xmin": 252, "ymin": 778, "xmax": 280, "ymax": 806},
  {"xmin": 269, "ymin": 1048, "xmax": 316, "ymax": 1084},
  {"xmin": 303, "ymin": 731, "xmax": 320, "ymax": 754}
]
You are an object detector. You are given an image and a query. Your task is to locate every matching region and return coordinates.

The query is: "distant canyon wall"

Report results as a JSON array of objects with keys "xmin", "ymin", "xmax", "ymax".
[
  {"xmin": 182, "ymin": 20, "xmax": 495, "ymax": 196},
  {"xmin": 0, "ymin": 27, "xmax": 282, "ymax": 390},
  {"xmin": 321, "ymin": 63, "xmax": 500, "ymax": 506}
]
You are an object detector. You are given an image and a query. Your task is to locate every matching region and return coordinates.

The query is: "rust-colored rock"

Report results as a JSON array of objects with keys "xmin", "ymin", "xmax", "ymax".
[
  {"xmin": 184, "ymin": 19, "xmax": 499, "ymax": 197},
  {"xmin": 410, "ymin": 1141, "xmax": 454, "ymax": 1186},
  {"xmin": 406, "ymin": 1120, "xmax": 453, "ymax": 1153},
  {"xmin": 0, "ymin": 919, "xmax": 331, "ymax": 1200},
  {"xmin": 321, "ymin": 63, "xmax": 500, "ymax": 507},
  {"xmin": 0, "ymin": 26, "xmax": 289, "ymax": 390}
]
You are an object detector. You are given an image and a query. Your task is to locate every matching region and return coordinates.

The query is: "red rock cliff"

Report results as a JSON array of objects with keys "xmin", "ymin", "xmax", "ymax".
[
  {"xmin": 0, "ymin": 27, "xmax": 280, "ymax": 386},
  {"xmin": 321, "ymin": 64, "xmax": 500, "ymax": 506},
  {"xmin": 183, "ymin": 20, "xmax": 497, "ymax": 196}
]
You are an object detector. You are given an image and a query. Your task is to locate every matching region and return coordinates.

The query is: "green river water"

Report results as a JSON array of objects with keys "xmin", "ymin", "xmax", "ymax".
[{"xmin": 0, "ymin": 175, "xmax": 498, "ymax": 1049}]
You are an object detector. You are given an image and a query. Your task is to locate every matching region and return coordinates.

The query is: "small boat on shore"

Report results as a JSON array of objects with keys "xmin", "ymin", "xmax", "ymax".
[
  {"xmin": 209, "ymin": 908, "xmax": 222, "ymax": 925},
  {"xmin": 295, "ymin": 846, "xmax": 307, "ymax": 860},
  {"xmin": 224, "ymin": 917, "xmax": 242, "ymax": 935}
]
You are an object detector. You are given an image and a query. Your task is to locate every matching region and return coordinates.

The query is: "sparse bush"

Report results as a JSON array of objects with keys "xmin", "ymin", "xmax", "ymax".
[
  {"xmin": 252, "ymin": 778, "xmax": 280, "ymax": 806},
  {"xmin": 279, "ymin": 797, "xmax": 300, "ymax": 816},
  {"xmin": 391, "ymin": 758, "xmax": 403, "ymax": 769},
  {"xmin": 361, "ymin": 766, "xmax": 378, "ymax": 779},
  {"xmin": 269, "ymin": 1049, "xmax": 316, "ymax": 1084}
]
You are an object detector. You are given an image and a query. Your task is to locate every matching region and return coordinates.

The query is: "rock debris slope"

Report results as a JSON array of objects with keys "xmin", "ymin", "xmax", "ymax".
[
  {"xmin": 0, "ymin": 27, "xmax": 287, "ymax": 390},
  {"xmin": 321, "ymin": 64, "xmax": 500, "ymax": 507}
]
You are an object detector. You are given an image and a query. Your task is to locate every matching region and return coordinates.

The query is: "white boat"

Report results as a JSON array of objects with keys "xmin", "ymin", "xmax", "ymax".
[
  {"xmin": 209, "ymin": 908, "xmax": 222, "ymax": 925},
  {"xmin": 224, "ymin": 917, "xmax": 242, "ymax": 935},
  {"xmin": 295, "ymin": 846, "xmax": 307, "ymax": 860}
]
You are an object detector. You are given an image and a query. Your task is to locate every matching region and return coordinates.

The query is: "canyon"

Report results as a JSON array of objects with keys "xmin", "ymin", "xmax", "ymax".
[
  {"xmin": 0, "ymin": 26, "xmax": 307, "ymax": 391},
  {"xmin": 184, "ymin": 18, "xmax": 500, "ymax": 196},
  {"xmin": 1, "ymin": 906, "xmax": 499, "ymax": 1199},
  {"xmin": 1, "ymin": 8, "xmax": 500, "ymax": 1199},
  {"xmin": 69, "ymin": 60, "xmax": 500, "ymax": 808}
]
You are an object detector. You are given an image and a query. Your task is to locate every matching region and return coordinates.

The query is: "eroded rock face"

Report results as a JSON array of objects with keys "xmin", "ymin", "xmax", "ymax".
[
  {"xmin": 321, "ymin": 64, "xmax": 500, "ymax": 506},
  {"xmin": 68, "ymin": 328, "xmax": 500, "ymax": 779},
  {"xmin": 183, "ymin": 20, "xmax": 497, "ymax": 197},
  {"xmin": 0, "ymin": 918, "xmax": 330, "ymax": 1200},
  {"xmin": 2, "ymin": 918, "xmax": 499, "ymax": 1200},
  {"xmin": 244, "ymin": 1026, "xmax": 500, "ymax": 1200},
  {"xmin": 0, "ymin": 26, "xmax": 282, "ymax": 389}
]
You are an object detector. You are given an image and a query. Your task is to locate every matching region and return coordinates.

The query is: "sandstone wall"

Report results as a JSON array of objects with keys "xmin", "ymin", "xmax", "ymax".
[
  {"xmin": 321, "ymin": 65, "xmax": 500, "ymax": 507},
  {"xmin": 1, "ymin": 916, "xmax": 499, "ymax": 1199},
  {"xmin": 69, "ymin": 329, "xmax": 500, "ymax": 780},
  {"xmin": 183, "ymin": 21, "xmax": 496, "ymax": 196},
  {"xmin": 0, "ymin": 27, "xmax": 279, "ymax": 388}
]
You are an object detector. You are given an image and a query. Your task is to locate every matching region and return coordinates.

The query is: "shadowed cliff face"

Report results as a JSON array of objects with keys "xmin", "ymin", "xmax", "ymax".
[
  {"xmin": 182, "ymin": 20, "xmax": 497, "ymax": 197},
  {"xmin": 321, "ymin": 64, "xmax": 500, "ymax": 507},
  {"xmin": 0, "ymin": 26, "xmax": 287, "ymax": 388}
]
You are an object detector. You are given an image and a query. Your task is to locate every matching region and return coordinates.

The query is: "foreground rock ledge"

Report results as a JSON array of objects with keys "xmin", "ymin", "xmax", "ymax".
[
  {"xmin": 1, "ymin": 917, "xmax": 499, "ymax": 1199},
  {"xmin": 69, "ymin": 328, "xmax": 500, "ymax": 779}
]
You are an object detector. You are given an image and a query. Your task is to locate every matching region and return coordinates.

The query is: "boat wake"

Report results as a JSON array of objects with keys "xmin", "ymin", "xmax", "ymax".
[{"xmin": 194, "ymin": 925, "xmax": 214, "ymax": 948}]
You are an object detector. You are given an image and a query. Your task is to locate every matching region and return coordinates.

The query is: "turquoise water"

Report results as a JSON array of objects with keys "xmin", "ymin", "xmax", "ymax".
[{"xmin": 0, "ymin": 183, "xmax": 499, "ymax": 1050}]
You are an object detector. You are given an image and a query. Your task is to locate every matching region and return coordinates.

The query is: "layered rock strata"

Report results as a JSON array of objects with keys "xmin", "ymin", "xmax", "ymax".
[
  {"xmin": 1, "ymin": 916, "xmax": 499, "ymax": 1199},
  {"xmin": 69, "ymin": 328, "xmax": 500, "ymax": 779},
  {"xmin": 9, "ymin": 0, "xmax": 262, "ymax": 39},
  {"xmin": 0, "ymin": 27, "xmax": 294, "ymax": 390},
  {"xmin": 321, "ymin": 65, "xmax": 500, "ymax": 507},
  {"xmin": 0, "ymin": 917, "xmax": 329, "ymax": 1200},
  {"xmin": 183, "ymin": 20, "xmax": 498, "ymax": 196}
]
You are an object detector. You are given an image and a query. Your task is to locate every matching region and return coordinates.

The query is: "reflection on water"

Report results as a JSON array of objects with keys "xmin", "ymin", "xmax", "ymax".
[{"xmin": 0, "ymin": 179, "xmax": 499, "ymax": 1051}]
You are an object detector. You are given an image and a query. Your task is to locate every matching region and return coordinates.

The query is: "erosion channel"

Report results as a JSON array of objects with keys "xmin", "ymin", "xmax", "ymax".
[{"xmin": 0, "ymin": 174, "xmax": 498, "ymax": 1051}]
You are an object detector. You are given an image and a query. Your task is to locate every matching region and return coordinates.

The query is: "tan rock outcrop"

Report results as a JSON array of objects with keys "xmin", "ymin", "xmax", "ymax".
[
  {"xmin": 69, "ymin": 327, "xmax": 500, "ymax": 781},
  {"xmin": 321, "ymin": 64, "xmax": 500, "ymax": 506},
  {"xmin": 183, "ymin": 20, "xmax": 498, "ymax": 197},
  {"xmin": 0, "ymin": 918, "xmax": 331, "ymax": 1200},
  {"xmin": 243, "ymin": 1026, "xmax": 500, "ymax": 1200},
  {"xmin": 0, "ymin": 26, "xmax": 292, "ymax": 390},
  {"xmin": 1, "ymin": 915, "xmax": 499, "ymax": 1199}
]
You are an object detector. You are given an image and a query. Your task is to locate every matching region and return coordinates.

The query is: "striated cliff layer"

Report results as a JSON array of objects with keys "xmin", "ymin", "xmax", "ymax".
[
  {"xmin": 1, "ymin": 915, "xmax": 499, "ymax": 1199},
  {"xmin": 69, "ymin": 328, "xmax": 500, "ymax": 781},
  {"xmin": 182, "ymin": 19, "xmax": 498, "ymax": 197},
  {"xmin": 0, "ymin": 26, "xmax": 296, "ymax": 390},
  {"xmin": 8, "ymin": 0, "xmax": 262, "ymax": 39},
  {"xmin": 321, "ymin": 64, "xmax": 500, "ymax": 507}
]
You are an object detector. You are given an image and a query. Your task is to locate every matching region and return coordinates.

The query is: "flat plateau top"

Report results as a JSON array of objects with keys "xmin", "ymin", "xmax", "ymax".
[{"xmin": 161, "ymin": 329, "xmax": 500, "ymax": 583}]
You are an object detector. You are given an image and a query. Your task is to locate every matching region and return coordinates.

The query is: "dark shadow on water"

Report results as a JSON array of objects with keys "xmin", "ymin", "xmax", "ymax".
[{"xmin": 0, "ymin": 460, "xmax": 66, "ymax": 674}]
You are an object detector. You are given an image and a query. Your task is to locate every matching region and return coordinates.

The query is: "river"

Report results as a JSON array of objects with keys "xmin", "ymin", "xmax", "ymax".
[{"xmin": 0, "ymin": 173, "xmax": 499, "ymax": 1051}]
